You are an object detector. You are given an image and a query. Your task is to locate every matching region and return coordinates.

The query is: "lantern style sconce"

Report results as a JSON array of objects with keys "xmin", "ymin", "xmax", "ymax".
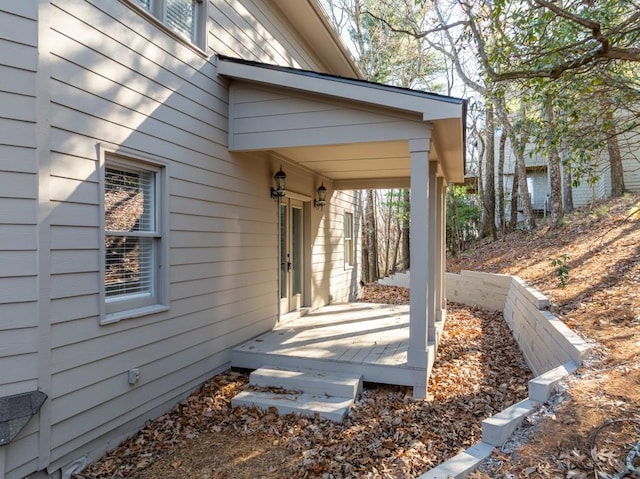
[
  {"xmin": 270, "ymin": 166, "xmax": 287, "ymax": 199},
  {"xmin": 314, "ymin": 182, "xmax": 327, "ymax": 210}
]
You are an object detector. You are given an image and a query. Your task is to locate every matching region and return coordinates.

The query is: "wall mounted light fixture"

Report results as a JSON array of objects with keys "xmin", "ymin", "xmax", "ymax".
[
  {"xmin": 270, "ymin": 166, "xmax": 287, "ymax": 199},
  {"xmin": 313, "ymin": 182, "xmax": 327, "ymax": 210}
]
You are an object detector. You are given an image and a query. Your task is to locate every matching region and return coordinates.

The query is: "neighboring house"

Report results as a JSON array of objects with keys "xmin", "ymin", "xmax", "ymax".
[
  {"xmin": 495, "ymin": 126, "xmax": 640, "ymax": 215},
  {"xmin": 0, "ymin": 2, "xmax": 465, "ymax": 478}
]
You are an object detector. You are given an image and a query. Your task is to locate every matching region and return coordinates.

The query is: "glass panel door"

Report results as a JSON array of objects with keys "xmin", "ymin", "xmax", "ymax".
[
  {"xmin": 279, "ymin": 199, "xmax": 304, "ymax": 314},
  {"xmin": 291, "ymin": 204, "xmax": 303, "ymax": 310},
  {"xmin": 279, "ymin": 203, "xmax": 287, "ymax": 302}
]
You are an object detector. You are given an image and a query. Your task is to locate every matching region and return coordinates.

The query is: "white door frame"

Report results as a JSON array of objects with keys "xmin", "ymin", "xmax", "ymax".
[{"xmin": 279, "ymin": 198, "xmax": 305, "ymax": 314}]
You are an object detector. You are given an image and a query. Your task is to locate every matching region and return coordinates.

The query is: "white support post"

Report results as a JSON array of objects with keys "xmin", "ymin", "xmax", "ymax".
[
  {"xmin": 435, "ymin": 176, "xmax": 445, "ymax": 322},
  {"xmin": 408, "ymin": 136, "xmax": 431, "ymax": 399},
  {"xmin": 427, "ymin": 162, "xmax": 438, "ymax": 343},
  {"xmin": 441, "ymin": 183, "xmax": 447, "ymax": 310}
]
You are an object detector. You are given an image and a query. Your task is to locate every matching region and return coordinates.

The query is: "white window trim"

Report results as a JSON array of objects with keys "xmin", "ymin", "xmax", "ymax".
[
  {"xmin": 122, "ymin": 0, "xmax": 207, "ymax": 53},
  {"xmin": 99, "ymin": 146, "xmax": 169, "ymax": 325},
  {"xmin": 344, "ymin": 210, "xmax": 355, "ymax": 269}
]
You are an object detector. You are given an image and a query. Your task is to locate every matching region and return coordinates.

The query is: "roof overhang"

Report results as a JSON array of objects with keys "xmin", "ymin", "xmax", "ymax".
[
  {"xmin": 217, "ymin": 56, "xmax": 466, "ymax": 186},
  {"xmin": 271, "ymin": 0, "xmax": 362, "ymax": 78}
]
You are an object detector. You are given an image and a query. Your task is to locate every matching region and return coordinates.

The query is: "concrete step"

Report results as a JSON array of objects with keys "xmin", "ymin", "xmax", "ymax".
[
  {"xmin": 528, "ymin": 361, "xmax": 578, "ymax": 403},
  {"xmin": 482, "ymin": 398, "xmax": 537, "ymax": 446},
  {"xmin": 231, "ymin": 390, "xmax": 354, "ymax": 422},
  {"xmin": 418, "ymin": 442, "xmax": 494, "ymax": 479},
  {"xmin": 250, "ymin": 367, "xmax": 362, "ymax": 398}
]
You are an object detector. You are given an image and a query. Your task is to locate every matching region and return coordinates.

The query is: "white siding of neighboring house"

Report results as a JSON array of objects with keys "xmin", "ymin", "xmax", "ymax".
[
  {"xmin": 498, "ymin": 126, "xmax": 640, "ymax": 214},
  {"xmin": 527, "ymin": 171, "xmax": 548, "ymax": 209},
  {"xmin": 571, "ymin": 153, "xmax": 610, "ymax": 206},
  {"xmin": 621, "ymin": 129, "xmax": 640, "ymax": 192},
  {"xmin": 0, "ymin": 2, "xmax": 42, "ymax": 478},
  {"xmin": 0, "ymin": 1, "xmax": 361, "ymax": 478}
]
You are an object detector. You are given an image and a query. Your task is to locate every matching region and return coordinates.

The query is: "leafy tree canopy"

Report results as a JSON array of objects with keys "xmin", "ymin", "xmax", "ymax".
[{"xmin": 448, "ymin": 0, "xmax": 640, "ymax": 81}]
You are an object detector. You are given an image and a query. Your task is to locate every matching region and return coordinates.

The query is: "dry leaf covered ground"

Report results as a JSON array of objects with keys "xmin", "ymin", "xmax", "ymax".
[
  {"xmin": 78, "ymin": 293, "xmax": 531, "ymax": 479},
  {"xmin": 78, "ymin": 194, "xmax": 639, "ymax": 479}
]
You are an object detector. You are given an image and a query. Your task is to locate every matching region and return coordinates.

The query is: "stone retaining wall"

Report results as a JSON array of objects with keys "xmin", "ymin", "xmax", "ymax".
[
  {"xmin": 446, "ymin": 271, "xmax": 590, "ymax": 375},
  {"xmin": 445, "ymin": 270, "xmax": 511, "ymax": 312}
]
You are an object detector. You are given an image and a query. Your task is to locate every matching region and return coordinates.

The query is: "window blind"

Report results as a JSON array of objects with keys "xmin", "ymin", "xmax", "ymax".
[
  {"xmin": 105, "ymin": 167, "xmax": 156, "ymax": 298},
  {"xmin": 166, "ymin": 0, "xmax": 195, "ymax": 40}
]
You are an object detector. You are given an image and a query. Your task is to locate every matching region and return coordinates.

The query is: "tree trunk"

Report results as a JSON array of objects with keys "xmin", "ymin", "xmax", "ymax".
[
  {"xmin": 604, "ymin": 108, "xmax": 626, "ymax": 197},
  {"xmin": 493, "ymin": 96, "xmax": 536, "ymax": 231},
  {"xmin": 477, "ymin": 134, "xmax": 484, "ymax": 226},
  {"xmin": 392, "ymin": 208, "xmax": 401, "ymax": 273},
  {"xmin": 563, "ymin": 159, "xmax": 574, "ymax": 213},
  {"xmin": 447, "ymin": 184, "xmax": 459, "ymax": 255},
  {"xmin": 495, "ymin": 98, "xmax": 536, "ymax": 231},
  {"xmin": 364, "ymin": 189, "xmax": 379, "ymax": 282},
  {"xmin": 545, "ymin": 99, "xmax": 563, "ymax": 229},
  {"xmin": 383, "ymin": 190, "xmax": 393, "ymax": 275},
  {"xmin": 509, "ymin": 167, "xmax": 519, "ymax": 231},
  {"xmin": 481, "ymin": 101, "xmax": 497, "ymax": 239},
  {"xmin": 498, "ymin": 126, "xmax": 507, "ymax": 234},
  {"xmin": 361, "ymin": 190, "xmax": 369, "ymax": 282},
  {"xmin": 401, "ymin": 188, "xmax": 410, "ymax": 270}
]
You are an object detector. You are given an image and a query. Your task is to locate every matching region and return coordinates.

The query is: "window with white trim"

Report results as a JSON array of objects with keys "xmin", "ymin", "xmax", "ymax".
[
  {"xmin": 131, "ymin": 0, "xmax": 205, "ymax": 47},
  {"xmin": 344, "ymin": 211, "xmax": 354, "ymax": 267},
  {"xmin": 104, "ymin": 158, "xmax": 164, "ymax": 317}
]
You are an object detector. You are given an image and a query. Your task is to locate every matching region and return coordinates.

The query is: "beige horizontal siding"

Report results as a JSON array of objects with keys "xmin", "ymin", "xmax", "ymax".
[
  {"xmin": 0, "ymin": 251, "xmax": 37, "ymax": 278},
  {"xmin": 0, "ymin": 0, "xmax": 362, "ymax": 476},
  {"xmin": 0, "ymin": 353, "xmax": 38, "ymax": 385},
  {"xmin": 0, "ymin": 5, "xmax": 37, "ymax": 45},
  {"xmin": 0, "ymin": 145, "xmax": 37, "ymax": 174},
  {"xmin": 228, "ymin": 84, "xmax": 424, "ymax": 151},
  {"xmin": 0, "ymin": 19, "xmax": 39, "ymax": 479},
  {"xmin": 0, "ymin": 303, "xmax": 38, "ymax": 329},
  {"xmin": 0, "ymin": 38, "xmax": 37, "ymax": 71},
  {"xmin": 208, "ymin": 0, "xmax": 321, "ymax": 70},
  {"xmin": 4, "ymin": 427, "xmax": 39, "ymax": 479},
  {"xmin": 309, "ymin": 189, "xmax": 361, "ymax": 306},
  {"xmin": 43, "ymin": 0, "xmax": 286, "ymax": 471},
  {"xmin": 50, "ymin": 295, "xmax": 100, "ymax": 326}
]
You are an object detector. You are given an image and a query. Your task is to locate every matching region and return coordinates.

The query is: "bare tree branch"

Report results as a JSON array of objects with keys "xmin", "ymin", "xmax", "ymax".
[
  {"xmin": 363, "ymin": 10, "xmax": 467, "ymax": 39},
  {"xmin": 532, "ymin": 0, "xmax": 600, "ymax": 30}
]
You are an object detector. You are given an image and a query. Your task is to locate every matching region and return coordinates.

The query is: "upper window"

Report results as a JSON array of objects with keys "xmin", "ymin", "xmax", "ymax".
[
  {"xmin": 344, "ymin": 211, "xmax": 354, "ymax": 267},
  {"xmin": 131, "ymin": 0, "xmax": 205, "ymax": 47},
  {"xmin": 104, "ymin": 157, "xmax": 165, "ymax": 320}
]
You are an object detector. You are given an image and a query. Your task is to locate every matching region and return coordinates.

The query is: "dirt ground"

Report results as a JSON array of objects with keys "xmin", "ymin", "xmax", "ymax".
[
  {"xmin": 450, "ymin": 194, "xmax": 640, "ymax": 479},
  {"xmin": 77, "ymin": 194, "xmax": 640, "ymax": 479}
]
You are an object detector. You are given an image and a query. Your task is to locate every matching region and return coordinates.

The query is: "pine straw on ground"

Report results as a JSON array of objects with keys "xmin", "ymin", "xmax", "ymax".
[
  {"xmin": 77, "ymin": 292, "xmax": 531, "ymax": 479},
  {"xmin": 450, "ymin": 194, "xmax": 640, "ymax": 479}
]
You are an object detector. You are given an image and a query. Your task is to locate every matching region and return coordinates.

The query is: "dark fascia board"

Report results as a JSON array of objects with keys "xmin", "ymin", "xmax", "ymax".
[
  {"xmin": 217, "ymin": 55, "xmax": 465, "ymax": 107},
  {"xmin": 217, "ymin": 55, "xmax": 468, "ymax": 182}
]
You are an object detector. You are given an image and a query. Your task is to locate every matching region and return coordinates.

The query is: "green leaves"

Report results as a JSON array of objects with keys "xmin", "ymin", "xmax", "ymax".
[{"xmin": 551, "ymin": 254, "xmax": 570, "ymax": 288}]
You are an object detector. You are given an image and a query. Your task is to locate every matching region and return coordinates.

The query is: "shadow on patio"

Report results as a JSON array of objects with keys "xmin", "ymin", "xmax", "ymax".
[{"xmin": 230, "ymin": 302, "xmax": 421, "ymax": 386}]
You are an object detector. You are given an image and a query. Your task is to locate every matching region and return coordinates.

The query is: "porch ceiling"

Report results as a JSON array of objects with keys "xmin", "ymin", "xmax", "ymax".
[
  {"xmin": 272, "ymin": 141, "xmax": 412, "ymax": 189},
  {"xmin": 217, "ymin": 56, "xmax": 466, "ymax": 187}
]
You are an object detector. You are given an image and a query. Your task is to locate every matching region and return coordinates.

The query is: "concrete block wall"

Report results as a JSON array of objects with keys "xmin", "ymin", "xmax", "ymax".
[
  {"xmin": 503, "ymin": 278, "xmax": 590, "ymax": 375},
  {"xmin": 378, "ymin": 271, "xmax": 410, "ymax": 288},
  {"xmin": 445, "ymin": 270, "xmax": 512, "ymax": 312},
  {"xmin": 445, "ymin": 271, "xmax": 590, "ymax": 375}
]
